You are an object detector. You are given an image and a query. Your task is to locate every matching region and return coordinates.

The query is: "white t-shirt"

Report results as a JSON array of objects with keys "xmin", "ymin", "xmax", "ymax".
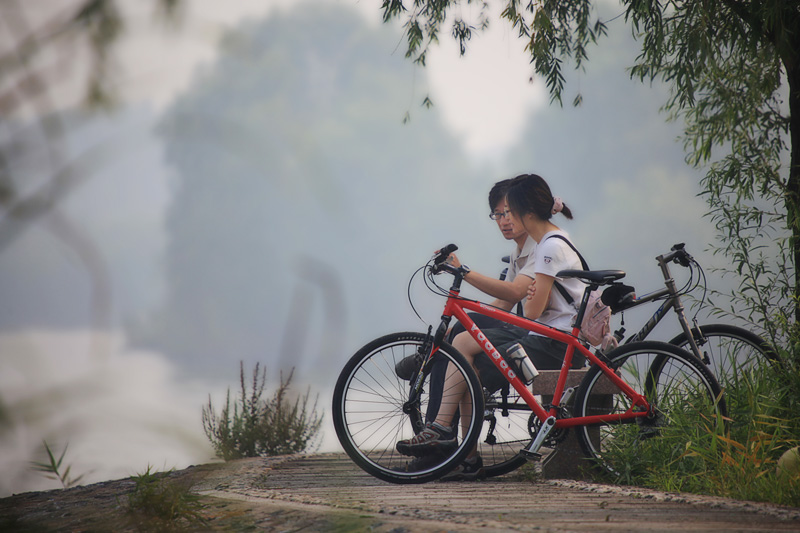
[
  {"xmin": 506, "ymin": 236, "xmax": 536, "ymax": 286},
  {"xmin": 532, "ymin": 230, "xmax": 585, "ymax": 333}
]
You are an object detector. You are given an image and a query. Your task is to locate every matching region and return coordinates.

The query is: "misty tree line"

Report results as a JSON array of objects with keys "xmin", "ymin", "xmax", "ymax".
[{"xmin": 2, "ymin": 0, "xmax": 796, "ymax": 376}]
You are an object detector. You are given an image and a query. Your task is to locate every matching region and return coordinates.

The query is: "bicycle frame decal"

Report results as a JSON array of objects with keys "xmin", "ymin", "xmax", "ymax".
[
  {"xmin": 470, "ymin": 323, "xmax": 518, "ymax": 380},
  {"xmin": 630, "ymin": 298, "xmax": 674, "ymax": 343}
]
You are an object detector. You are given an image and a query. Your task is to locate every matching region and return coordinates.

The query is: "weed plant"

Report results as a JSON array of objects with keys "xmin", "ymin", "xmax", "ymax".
[
  {"xmin": 31, "ymin": 441, "xmax": 85, "ymax": 488},
  {"xmin": 602, "ymin": 352, "xmax": 800, "ymax": 507},
  {"xmin": 125, "ymin": 466, "xmax": 206, "ymax": 531},
  {"xmin": 202, "ymin": 362, "xmax": 323, "ymax": 460}
]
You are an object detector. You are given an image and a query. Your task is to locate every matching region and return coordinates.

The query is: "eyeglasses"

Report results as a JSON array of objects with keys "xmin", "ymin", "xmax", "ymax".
[{"xmin": 489, "ymin": 210, "xmax": 510, "ymax": 221}]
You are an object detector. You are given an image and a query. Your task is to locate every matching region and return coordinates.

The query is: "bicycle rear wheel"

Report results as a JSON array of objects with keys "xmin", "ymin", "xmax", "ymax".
[
  {"xmin": 478, "ymin": 385, "xmax": 530, "ymax": 478},
  {"xmin": 669, "ymin": 324, "xmax": 779, "ymax": 388},
  {"xmin": 332, "ymin": 332, "xmax": 484, "ymax": 484},
  {"xmin": 573, "ymin": 341, "xmax": 726, "ymax": 478}
]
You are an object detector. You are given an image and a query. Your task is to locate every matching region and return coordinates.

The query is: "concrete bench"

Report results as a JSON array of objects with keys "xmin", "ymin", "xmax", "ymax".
[{"xmin": 529, "ymin": 369, "xmax": 619, "ymax": 480}]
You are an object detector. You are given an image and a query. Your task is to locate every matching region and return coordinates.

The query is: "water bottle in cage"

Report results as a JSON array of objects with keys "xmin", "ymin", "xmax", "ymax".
[{"xmin": 506, "ymin": 342, "xmax": 539, "ymax": 384}]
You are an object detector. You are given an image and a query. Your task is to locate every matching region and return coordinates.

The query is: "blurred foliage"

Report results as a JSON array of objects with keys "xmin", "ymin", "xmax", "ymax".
[
  {"xmin": 202, "ymin": 363, "xmax": 322, "ymax": 461},
  {"xmin": 0, "ymin": 0, "xmax": 181, "ymax": 251}
]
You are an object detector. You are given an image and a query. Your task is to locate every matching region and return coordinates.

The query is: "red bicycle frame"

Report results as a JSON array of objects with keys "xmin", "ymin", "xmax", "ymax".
[{"xmin": 436, "ymin": 286, "xmax": 651, "ymax": 431}]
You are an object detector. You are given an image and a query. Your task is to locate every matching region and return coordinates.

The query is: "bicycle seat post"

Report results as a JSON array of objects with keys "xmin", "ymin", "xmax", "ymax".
[{"xmin": 574, "ymin": 282, "xmax": 600, "ymax": 328}]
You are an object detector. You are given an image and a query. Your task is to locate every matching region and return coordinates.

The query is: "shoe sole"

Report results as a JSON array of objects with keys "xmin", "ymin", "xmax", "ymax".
[{"xmin": 396, "ymin": 440, "xmax": 458, "ymax": 457}]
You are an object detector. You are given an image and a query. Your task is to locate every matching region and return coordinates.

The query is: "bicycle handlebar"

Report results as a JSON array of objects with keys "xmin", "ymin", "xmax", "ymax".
[
  {"xmin": 658, "ymin": 243, "xmax": 693, "ymax": 267},
  {"xmin": 434, "ymin": 244, "xmax": 458, "ymax": 265}
]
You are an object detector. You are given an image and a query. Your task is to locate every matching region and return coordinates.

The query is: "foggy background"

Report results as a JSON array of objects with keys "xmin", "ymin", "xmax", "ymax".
[{"xmin": 0, "ymin": 0, "xmax": 720, "ymax": 495}]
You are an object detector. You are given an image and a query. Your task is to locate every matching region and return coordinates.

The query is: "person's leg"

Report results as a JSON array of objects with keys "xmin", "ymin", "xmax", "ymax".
[
  {"xmin": 431, "ymin": 331, "xmax": 481, "ymax": 429},
  {"xmin": 428, "ymin": 313, "xmax": 512, "ymax": 422},
  {"xmin": 396, "ymin": 330, "xmax": 484, "ymax": 456},
  {"xmin": 397, "ymin": 327, "xmax": 529, "ymax": 456},
  {"xmin": 434, "ymin": 327, "xmax": 527, "ymax": 438}
]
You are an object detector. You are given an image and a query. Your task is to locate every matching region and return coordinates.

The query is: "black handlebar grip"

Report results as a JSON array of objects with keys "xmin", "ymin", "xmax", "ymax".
[{"xmin": 434, "ymin": 244, "xmax": 458, "ymax": 265}]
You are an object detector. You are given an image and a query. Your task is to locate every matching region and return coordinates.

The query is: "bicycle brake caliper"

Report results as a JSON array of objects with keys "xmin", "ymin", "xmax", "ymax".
[{"xmin": 521, "ymin": 416, "xmax": 556, "ymax": 460}]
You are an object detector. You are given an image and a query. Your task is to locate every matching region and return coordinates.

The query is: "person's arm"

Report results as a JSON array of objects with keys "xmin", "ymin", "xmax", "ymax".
[
  {"xmin": 448, "ymin": 253, "xmax": 532, "ymax": 304},
  {"xmin": 488, "ymin": 297, "xmax": 515, "ymax": 311},
  {"xmin": 524, "ymin": 273, "xmax": 555, "ymax": 320}
]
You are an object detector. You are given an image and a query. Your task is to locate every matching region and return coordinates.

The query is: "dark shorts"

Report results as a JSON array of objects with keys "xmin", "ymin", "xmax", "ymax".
[
  {"xmin": 474, "ymin": 326, "xmax": 586, "ymax": 391},
  {"xmin": 425, "ymin": 318, "xmax": 585, "ymax": 423}
]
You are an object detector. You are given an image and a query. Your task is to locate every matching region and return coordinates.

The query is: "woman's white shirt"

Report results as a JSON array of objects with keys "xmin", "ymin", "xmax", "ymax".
[{"xmin": 531, "ymin": 230, "xmax": 584, "ymax": 333}]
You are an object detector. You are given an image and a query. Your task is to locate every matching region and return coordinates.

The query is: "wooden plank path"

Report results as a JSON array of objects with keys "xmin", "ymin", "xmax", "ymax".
[{"xmin": 195, "ymin": 453, "xmax": 800, "ymax": 532}]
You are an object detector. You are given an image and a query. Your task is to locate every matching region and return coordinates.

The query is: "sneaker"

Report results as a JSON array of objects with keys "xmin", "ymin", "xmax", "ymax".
[
  {"xmin": 394, "ymin": 453, "xmax": 445, "ymax": 473},
  {"xmin": 440, "ymin": 455, "xmax": 485, "ymax": 482},
  {"xmin": 395, "ymin": 353, "xmax": 422, "ymax": 380},
  {"xmin": 396, "ymin": 422, "xmax": 457, "ymax": 456}
]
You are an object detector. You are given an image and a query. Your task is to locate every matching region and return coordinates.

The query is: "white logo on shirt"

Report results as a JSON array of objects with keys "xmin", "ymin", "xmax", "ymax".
[{"xmin": 544, "ymin": 256, "xmax": 552, "ymax": 264}]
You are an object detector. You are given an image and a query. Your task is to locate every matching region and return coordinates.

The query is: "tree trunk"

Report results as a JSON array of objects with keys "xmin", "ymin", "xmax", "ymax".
[{"xmin": 787, "ymin": 60, "xmax": 800, "ymax": 326}]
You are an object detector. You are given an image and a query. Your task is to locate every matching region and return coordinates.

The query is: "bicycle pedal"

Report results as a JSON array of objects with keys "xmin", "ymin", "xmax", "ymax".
[{"xmin": 519, "ymin": 449, "xmax": 542, "ymax": 461}]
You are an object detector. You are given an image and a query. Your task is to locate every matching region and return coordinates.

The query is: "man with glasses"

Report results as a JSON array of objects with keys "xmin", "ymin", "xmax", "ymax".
[
  {"xmin": 394, "ymin": 178, "xmax": 537, "ymax": 477},
  {"xmin": 396, "ymin": 178, "xmax": 536, "ymax": 385}
]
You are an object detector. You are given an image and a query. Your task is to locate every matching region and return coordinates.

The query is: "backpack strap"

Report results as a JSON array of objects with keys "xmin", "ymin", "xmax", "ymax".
[
  {"xmin": 545, "ymin": 234, "xmax": 589, "ymax": 270},
  {"xmin": 544, "ymin": 234, "xmax": 589, "ymax": 306}
]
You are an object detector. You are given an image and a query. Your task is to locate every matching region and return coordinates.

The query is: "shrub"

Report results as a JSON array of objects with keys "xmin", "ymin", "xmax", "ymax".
[{"xmin": 202, "ymin": 362, "xmax": 322, "ymax": 460}]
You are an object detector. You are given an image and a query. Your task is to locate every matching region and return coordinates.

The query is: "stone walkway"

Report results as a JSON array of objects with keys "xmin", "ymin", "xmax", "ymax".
[{"xmin": 195, "ymin": 453, "xmax": 800, "ymax": 532}]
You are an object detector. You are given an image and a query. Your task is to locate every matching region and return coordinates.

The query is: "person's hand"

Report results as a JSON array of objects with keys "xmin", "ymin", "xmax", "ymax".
[
  {"xmin": 446, "ymin": 253, "xmax": 462, "ymax": 269},
  {"xmin": 527, "ymin": 279, "xmax": 537, "ymax": 300}
]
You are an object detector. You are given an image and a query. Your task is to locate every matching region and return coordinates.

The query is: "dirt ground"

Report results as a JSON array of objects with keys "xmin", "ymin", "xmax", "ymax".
[{"xmin": 2, "ymin": 453, "xmax": 800, "ymax": 532}]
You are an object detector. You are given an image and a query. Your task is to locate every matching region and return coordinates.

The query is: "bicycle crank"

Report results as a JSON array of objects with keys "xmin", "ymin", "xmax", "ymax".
[{"xmin": 520, "ymin": 416, "xmax": 556, "ymax": 460}]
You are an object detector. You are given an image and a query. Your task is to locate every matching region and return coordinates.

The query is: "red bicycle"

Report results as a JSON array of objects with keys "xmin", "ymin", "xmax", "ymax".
[{"xmin": 333, "ymin": 245, "xmax": 727, "ymax": 484}]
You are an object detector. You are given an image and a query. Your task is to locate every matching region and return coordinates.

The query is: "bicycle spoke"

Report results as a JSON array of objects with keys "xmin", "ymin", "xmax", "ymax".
[{"xmin": 333, "ymin": 332, "xmax": 484, "ymax": 483}]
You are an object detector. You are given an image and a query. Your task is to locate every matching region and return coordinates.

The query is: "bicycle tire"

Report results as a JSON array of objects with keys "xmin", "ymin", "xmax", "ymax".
[
  {"xmin": 573, "ymin": 341, "xmax": 727, "ymax": 477},
  {"xmin": 669, "ymin": 323, "xmax": 780, "ymax": 387},
  {"xmin": 332, "ymin": 332, "xmax": 484, "ymax": 484}
]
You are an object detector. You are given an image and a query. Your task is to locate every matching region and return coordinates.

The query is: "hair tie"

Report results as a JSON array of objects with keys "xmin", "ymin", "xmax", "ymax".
[{"xmin": 551, "ymin": 197, "xmax": 563, "ymax": 215}]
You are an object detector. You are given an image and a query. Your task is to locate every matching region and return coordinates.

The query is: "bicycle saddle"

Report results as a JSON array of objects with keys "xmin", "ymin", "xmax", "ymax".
[{"xmin": 557, "ymin": 269, "xmax": 626, "ymax": 285}]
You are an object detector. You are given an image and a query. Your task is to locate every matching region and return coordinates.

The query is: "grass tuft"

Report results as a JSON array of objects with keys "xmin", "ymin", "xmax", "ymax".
[{"xmin": 125, "ymin": 466, "xmax": 207, "ymax": 531}]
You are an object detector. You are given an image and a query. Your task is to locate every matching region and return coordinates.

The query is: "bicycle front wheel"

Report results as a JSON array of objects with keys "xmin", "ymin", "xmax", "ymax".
[
  {"xmin": 669, "ymin": 324, "xmax": 780, "ymax": 388},
  {"xmin": 573, "ymin": 341, "xmax": 726, "ymax": 478},
  {"xmin": 332, "ymin": 332, "xmax": 484, "ymax": 484}
]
